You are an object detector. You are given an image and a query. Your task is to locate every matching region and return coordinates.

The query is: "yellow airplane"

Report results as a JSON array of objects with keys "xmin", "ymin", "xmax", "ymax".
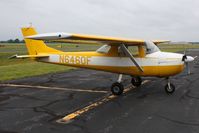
[{"xmin": 12, "ymin": 27, "xmax": 195, "ymax": 95}]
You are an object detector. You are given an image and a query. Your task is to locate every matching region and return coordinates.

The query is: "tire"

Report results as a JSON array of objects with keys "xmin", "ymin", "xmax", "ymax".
[
  {"xmin": 111, "ymin": 82, "xmax": 124, "ymax": 95},
  {"xmin": 131, "ymin": 77, "xmax": 142, "ymax": 87},
  {"xmin": 165, "ymin": 83, "xmax": 175, "ymax": 94}
]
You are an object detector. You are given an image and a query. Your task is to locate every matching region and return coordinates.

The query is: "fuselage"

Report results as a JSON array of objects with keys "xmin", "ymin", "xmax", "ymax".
[{"xmin": 38, "ymin": 51, "xmax": 186, "ymax": 77}]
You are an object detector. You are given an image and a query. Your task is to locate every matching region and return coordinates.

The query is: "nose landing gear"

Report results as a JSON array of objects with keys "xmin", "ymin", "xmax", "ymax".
[{"xmin": 165, "ymin": 77, "xmax": 175, "ymax": 94}]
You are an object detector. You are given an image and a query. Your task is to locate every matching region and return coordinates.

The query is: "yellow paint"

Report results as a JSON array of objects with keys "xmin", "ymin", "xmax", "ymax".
[
  {"xmin": 21, "ymin": 28, "xmax": 61, "ymax": 55},
  {"xmin": 107, "ymin": 46, "xmax": 119, "ymax": 56},
  {"xmin": 57, "ymin": 33, "xmax": 168, "ymax": 46},
  {"xmin": 57, "ymin": 80, "xmax": 150, "ymax": 123},
  {"xmin": 138, "ymin": 46, "xmax": 145, "ymax": 58},
  {"xmin": 58, "ymin": 86, "xmax": 132, "ymax": 123},
  {"xmin": 49, "ymin": 61, "xmax": 184, "ymax": 77},
  {"xmin": 58, "ymin": 51, "xmax": 116, "ymax": 57},
  {"xmin": 72, "ymin": 33, "xmax": 145, "ymax": 45}
]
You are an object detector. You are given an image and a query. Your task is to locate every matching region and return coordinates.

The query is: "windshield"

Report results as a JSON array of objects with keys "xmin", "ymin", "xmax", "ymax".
[{"xmin": 144, "ymin": 41, "xmax": 160, "ymax": 54}]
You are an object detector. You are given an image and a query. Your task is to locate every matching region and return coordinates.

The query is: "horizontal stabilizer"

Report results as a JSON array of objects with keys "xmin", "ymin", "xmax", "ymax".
[{"xmin": 9, "ymin": 54, "xmax": 49, "ymax": 59}]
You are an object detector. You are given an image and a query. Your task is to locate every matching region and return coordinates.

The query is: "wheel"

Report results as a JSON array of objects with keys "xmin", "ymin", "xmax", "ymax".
[
  {"xmin": 111, "ymin": 82, "xmax": 124, "ymax": 95},
  {"xmin": 165, "ymin": 83, "xmax": 175, "ymax": 94},
  {"xmin": 131, "ymin": 76, "xmax": 142, "ymax": 87}
]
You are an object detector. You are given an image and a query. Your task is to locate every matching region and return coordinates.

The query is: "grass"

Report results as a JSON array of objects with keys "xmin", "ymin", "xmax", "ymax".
[
  {"xmin": 0, "ymin": 62, "xmax": 73, "ymax": 81},
  {"xmin": 0, "ymin": 43, "xmax": 101, "ymax": 81},
  {"xmin": 0, "ymin": 43, "xmax": 199, "ymax": 81},
  {"xmin": 158, "ymin": 43, "xmax": 199, "ymax": 52}
]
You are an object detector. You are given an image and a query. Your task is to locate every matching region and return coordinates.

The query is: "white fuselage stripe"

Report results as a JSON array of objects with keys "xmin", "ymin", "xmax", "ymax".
[{"xmin": 40, "ymin": 51, "xmax": 184, "ymax": 67}]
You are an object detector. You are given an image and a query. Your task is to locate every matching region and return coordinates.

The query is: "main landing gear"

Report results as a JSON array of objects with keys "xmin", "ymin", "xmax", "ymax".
[
  {"xmin": 111, "ymin": 75, "xmax": 143, "ymax": 95},
  {"xmin": 111, "ymin": 74, "xmax": 124, "ymax": 95},
  {"xmin": 131, "ymin": 76, "xmax": 142, "ymax": 87},
  {"xmin": 164, "ymin": 77, "xmax": 175, "ymax": 94}
]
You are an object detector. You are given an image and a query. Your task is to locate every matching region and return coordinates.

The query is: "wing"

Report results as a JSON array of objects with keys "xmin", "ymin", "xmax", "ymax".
[{"xmin": 26, "ymin": 32, "xmax": 169, "ymax": 46}]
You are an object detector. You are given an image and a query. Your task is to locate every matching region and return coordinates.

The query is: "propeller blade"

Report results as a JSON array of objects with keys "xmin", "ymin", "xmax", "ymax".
[
  {"xmin": 185, "ymin": 62, "xmax": 191, "ymax": 75},
  {"xmin": 182, "ymin": 55, "xmax": 187, "ymax": 61}
]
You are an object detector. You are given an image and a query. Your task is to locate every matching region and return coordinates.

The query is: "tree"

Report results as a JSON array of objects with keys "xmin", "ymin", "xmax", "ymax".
[
  {"xmin": 7, "ymin": 39, "xmax": 14, "ymax": 43},
  {"xmin": 14, "ymin": 38, "xmax": 20, "ymax": 43},
  {"xmin": 20, "ymin": 40, "xmax": 25, "ymax": 43}
]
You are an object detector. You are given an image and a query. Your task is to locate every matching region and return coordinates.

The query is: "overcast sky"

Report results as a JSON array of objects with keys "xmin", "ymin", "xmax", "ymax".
[{"xmin": 0, "ymin": 0, "xmax": 199, "ymax": 41}]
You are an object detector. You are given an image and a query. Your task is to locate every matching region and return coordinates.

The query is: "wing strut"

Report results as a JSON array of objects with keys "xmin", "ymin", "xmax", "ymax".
[{"xmin": 120, "ymin": 44, "xmax": 143, "ymax": 72}]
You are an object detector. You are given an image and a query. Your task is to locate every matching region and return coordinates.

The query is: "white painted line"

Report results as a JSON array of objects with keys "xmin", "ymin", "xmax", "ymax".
[{"xmin": 0, "ymin": 84, "xmax": 108, "ymax": 93}]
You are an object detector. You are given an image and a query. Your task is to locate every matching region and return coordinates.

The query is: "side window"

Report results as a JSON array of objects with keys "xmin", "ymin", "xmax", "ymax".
[{"xmin": 128, "ymin": 46, "xmax": 139, "ymax": 56}]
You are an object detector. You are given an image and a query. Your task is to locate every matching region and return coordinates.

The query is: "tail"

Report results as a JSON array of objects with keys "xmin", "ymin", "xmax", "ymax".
[{"xmin": 21, "ymin": 27, "xmax": 61, "ymax": 55}]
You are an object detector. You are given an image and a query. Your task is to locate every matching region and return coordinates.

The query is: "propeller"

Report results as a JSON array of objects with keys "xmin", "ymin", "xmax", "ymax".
[{"xmin": 182, "ymin": 49, "xmax": 195, "ymax": 75}]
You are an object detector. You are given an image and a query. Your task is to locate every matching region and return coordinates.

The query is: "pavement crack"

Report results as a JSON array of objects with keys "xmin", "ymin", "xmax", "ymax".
[
  {"xmin": 0, "ymin": 129, "xmax": 18, "ymax": 133},
  {"xmin": 156, "ymin": 114, "xmax": 199, "ymax": 127},
  {"xmin": 45, "ymin": 74, "xmax": 56, "ymax": 83},
  {"xmin": 179, "ymin": 76, "xmax": 199, "ymax": 101},
  {"xmin": 70, "ymin": 123, "xmax": 92, "ymax": 133},
  {"xmin": 186, "ymin": 91, "xmax": 199, "ymax": 100},
  {"xmin": 33, "ymin": 99, "xmax": 64, "ymax": 117},
  {"xmin": 33, "ymin": 97, "xmax": 72, "ymax": 121},
  {"xmin": 0, "ymin": 93, "xmax": 48, "ymax": 102}
]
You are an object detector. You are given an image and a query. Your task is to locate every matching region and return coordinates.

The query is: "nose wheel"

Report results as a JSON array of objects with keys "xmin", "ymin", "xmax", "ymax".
[{"xmin": 165, "ymin": 78, "xmax": 175, "ymax": 94}]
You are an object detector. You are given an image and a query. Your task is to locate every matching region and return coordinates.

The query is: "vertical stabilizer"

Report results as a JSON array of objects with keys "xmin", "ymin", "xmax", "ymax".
[{"xmin": 21, "ymin": 27, "xmax": 61, "ymax": 55}]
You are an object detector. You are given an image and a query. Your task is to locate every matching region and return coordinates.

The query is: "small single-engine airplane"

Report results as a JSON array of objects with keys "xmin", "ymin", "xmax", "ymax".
[{"xmin": 12, "ymin": 27, "xmax": 195, "ymax": 95}]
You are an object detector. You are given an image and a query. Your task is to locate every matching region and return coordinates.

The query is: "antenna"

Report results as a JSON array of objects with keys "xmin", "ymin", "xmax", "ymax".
[{"xmin": 28, "ymin": 22, "xmax": 32, "ymax": 29}]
